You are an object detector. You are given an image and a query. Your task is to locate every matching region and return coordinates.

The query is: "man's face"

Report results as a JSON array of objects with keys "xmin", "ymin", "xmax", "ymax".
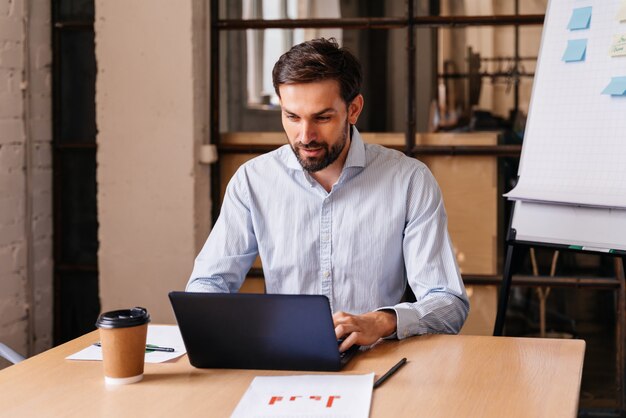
[{"xmin": 279, "ymin": 80, "xmax": 361, "ymax": 173}]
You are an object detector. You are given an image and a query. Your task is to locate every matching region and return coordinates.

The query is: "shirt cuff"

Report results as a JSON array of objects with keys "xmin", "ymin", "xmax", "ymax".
[
  {"xmin": 186, "ymin": 277, "xmax": 230, "ymax": 293},
  {"xmin": 377, "ymin": 304, "xmax": 428, "ymax": 340}
]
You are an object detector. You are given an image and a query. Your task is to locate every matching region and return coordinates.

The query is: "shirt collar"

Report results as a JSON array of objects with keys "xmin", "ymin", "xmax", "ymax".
[
  {"xmin": 284, "ymin": 125, "xmax": 366, "ymax": 171},
  {"xmin": 344, "ymin": 126, "xmax": 366, "ymax": 169}
]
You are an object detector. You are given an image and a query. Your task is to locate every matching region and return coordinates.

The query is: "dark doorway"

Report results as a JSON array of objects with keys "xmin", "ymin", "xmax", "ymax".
[{"xmin": 52, "ymin": 0, "xmax": 100, "ymax": 344}]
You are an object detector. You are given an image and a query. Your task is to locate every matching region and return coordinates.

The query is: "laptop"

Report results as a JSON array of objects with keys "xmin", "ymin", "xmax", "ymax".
[{"xmin": 168, "ymin": 292, "xmax": 359, "ymax": 371}]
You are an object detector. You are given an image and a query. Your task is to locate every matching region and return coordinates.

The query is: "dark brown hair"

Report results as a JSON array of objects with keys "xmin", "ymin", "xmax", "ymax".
[{"xmin": 272, "ymin": 38, "xmax": 362, "ymax": 105}]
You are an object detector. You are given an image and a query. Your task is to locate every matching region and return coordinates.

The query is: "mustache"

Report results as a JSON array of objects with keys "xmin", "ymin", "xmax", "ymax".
[{"xmin": 295, "ymin": 141, "xmax": 326, "ymax": 150}]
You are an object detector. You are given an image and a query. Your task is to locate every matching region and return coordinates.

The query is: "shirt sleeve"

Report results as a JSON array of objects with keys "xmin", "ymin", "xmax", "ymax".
[
  {"xmin": 186, "ymin": 166, "xmax": 258, "ymax": 293},
  {"xmin": 379, "ymin": 166, "xmax": 469, "ymax": 339}
]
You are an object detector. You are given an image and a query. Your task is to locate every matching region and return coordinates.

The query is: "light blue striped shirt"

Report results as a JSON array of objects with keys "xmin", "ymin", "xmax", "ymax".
[{"xmin": 187, "ymin": 128, "xmax": 469, "ymax": 339}]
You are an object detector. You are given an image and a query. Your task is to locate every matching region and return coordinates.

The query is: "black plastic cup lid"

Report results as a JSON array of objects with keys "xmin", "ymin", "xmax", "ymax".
[{"xmin": 95, "ymin": 307, "xmax": 151, "ymax": 329}]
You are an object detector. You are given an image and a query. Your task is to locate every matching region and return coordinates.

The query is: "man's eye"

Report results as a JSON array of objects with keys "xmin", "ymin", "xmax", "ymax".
[
  {"xmin": 286, "ymin": 115, "xmax": 299, "ymax": 121},
  {"xmin": 317, "ymin": 116, "xmax": 330, "ymax": 122}
]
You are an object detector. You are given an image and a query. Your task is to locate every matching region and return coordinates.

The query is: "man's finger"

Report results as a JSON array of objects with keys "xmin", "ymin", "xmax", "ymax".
[
  {"xmin": 334, "ymin": 323, "xmax": 349, "ymax": 339},
  {"xmin": 339, "ymin": 332, "xmax": 359, "ymax": 352},
  {"xmin": 335, "ymin": 321, "xmax": 360, "ymax": 339},
  {"xmin": 332, "ymin": 311, "xmax": 350, "ymax": 323}
]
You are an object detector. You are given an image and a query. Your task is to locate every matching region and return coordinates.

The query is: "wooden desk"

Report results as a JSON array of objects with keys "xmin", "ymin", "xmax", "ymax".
[{"xmin": 0, "ymin": 332, "xmax": 584, "ymax": 417}]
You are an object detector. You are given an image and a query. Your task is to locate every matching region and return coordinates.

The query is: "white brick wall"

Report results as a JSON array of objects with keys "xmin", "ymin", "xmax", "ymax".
[{"xmin": 0, "ymin": 0, "xmax": 52, "ymax": 369}]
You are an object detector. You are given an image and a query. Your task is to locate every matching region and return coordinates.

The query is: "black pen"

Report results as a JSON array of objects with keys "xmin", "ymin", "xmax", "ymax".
[
  {"xmin": 93, "ymin": 342, "xmax": 175, "ymax": 353},
  {"xmin": 373, "ymin": 358, "xmax": 407, "ymax": 389}
]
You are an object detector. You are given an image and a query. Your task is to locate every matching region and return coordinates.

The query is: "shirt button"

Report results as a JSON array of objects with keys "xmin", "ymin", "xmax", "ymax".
[
  {"xmin": 323, "ymin": 271, "xmax": 330, "ymax": 278},
  {"xmin": 322, "ymin": 234, "xmax": 330, "ymax": 241}
]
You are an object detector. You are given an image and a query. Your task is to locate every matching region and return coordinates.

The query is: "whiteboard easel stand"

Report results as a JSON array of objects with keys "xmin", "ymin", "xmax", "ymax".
[{"xmin": 493, "ymin": 204, "xmax": 626, "ymax": 411}]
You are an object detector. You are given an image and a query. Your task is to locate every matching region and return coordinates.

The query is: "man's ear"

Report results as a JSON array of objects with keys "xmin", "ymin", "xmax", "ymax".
[{"xmin": 348, "ymin": 94, "xmax": 364, "ymax": 125}]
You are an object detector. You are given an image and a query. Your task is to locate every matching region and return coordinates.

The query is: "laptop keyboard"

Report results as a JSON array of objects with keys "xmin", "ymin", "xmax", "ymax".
[{"xmin": 338, "ymin": 340, "xmax": 360, "ymax": 365}]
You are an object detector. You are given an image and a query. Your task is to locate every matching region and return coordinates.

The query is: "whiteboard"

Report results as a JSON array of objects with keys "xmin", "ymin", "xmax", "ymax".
[
  {"xmin": 507, "ymin": 0, "xmax": 626, "ymax": 251},
  {"xmin": 512, "ymin": 201, "xmax": 626, "ymax": 252}
]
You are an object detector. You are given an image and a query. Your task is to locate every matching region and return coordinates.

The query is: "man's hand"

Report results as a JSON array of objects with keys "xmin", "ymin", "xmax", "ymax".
[{"xmin": 333, "ymin": 310, "xmax": 397, "ymax": 352}]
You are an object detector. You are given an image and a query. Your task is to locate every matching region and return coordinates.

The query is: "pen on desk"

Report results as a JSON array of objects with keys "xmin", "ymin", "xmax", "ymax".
[
  {"xmin": 93, "ymin": 342, "xmax": 175, "ymax": 353},
  {"xmin": 373, "ymin": 357, "xmax": 407, "ymax": 389}
]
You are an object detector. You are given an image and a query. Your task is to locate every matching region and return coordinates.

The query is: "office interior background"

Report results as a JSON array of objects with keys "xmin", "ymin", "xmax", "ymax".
[{"xmin": 0, "ymin": 0, "xmax": 620, "ymax": 411}]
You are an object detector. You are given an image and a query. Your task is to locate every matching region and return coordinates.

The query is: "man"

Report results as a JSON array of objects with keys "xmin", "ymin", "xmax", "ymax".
[{"xmin": 187, "ymin": 38, "xmax": 469, "ymax": 351}]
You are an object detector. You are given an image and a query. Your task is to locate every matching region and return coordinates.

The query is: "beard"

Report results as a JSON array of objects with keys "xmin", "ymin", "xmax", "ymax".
[{"xmin": 290, "ymin": 119, "xmax": 349, "ymax": 173}]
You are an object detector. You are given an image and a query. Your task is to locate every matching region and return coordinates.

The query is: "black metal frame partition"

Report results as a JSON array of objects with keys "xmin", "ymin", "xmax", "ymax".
[{"xmin": 209, "ymin": 0, "xmax": 544, "ymax": 224}]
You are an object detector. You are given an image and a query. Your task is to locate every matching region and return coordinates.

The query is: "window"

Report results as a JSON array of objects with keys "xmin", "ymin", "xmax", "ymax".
[{"xmin": 243, "ymin": 0, "xmax": 342, "ymax": 107}]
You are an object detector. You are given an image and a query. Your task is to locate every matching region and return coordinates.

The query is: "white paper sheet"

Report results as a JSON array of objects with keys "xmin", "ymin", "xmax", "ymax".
[
  {"xmin": 610, "ymin": 33, "xmax": 626, "ymax": 57},
  {"xmin": 231, "ymin": 373, "xmax": 374, "ymax": 418},
  {"xmin": 618, "ymin": 0, "xmax": 626, "ymax": 22},
  {"xmin": 66, "ymin": 324, "xmax": 186, "ymax": 363}
]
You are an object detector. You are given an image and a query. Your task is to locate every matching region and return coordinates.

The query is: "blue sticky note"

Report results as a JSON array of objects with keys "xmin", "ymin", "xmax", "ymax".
[
  {"xmin": 562, "ymin": 39, "xmax": 587, "ymax": 62},
  {"xmin": 567, "ymin": 6, "xmax": 592, "ymax": 30},
  {"xmin": 601, "ymin": 76, "xmax": 626, "ymax": 96}
]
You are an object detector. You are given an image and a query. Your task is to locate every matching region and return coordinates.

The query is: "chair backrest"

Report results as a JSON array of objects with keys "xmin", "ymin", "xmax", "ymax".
[{"xmin": 0, "ymin": 343, "xmax": 25, "ymax": 364}]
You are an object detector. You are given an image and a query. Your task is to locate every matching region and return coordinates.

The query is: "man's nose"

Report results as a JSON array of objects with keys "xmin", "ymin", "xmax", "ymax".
[{"xmin": 300, "ymin": 121, "xmax": 317, "ymax": 144}]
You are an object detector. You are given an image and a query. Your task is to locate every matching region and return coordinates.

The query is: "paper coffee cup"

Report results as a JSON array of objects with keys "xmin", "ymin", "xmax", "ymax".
[{"xmin": 95, "ymin": 307, "xmax": 150, "ymax": 385}]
